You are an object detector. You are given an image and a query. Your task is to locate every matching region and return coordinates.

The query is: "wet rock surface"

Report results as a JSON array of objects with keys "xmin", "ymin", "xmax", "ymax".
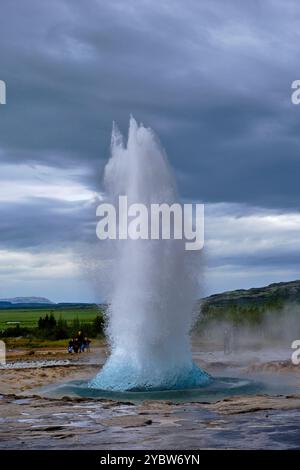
[
  {"xmin": 1, "ymin": 393, "xmax": 300, "ymax": 449},
  {"xmin": 1, "ymin": 347, "xmax": 300, "ymax": 449}
]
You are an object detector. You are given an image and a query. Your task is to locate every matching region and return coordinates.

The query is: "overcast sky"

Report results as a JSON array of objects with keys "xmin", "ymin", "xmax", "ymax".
[{"xmin": 0, "ymin": 0, "xmax": 300, "ymax": 302}]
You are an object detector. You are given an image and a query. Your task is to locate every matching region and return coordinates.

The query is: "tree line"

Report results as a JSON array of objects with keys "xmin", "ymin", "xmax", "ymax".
[{"xmin": 0, "ymin": 312, "xmax": 105, "ymax": 339}]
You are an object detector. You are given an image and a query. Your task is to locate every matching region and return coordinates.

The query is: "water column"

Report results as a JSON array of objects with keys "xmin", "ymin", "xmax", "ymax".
[{"xmin": 90, "ymin": 117, "xmax": 209, "ymax": 391}]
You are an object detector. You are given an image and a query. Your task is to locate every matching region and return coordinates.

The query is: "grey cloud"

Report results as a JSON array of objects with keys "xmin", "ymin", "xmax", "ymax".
[
  {"xmin": 0, "ymin": 0, "xmax": 300, "ymax": 208},
  {"xmin": 0, "ymin": 198, "xmax": 96, "ymax": 250},
  {"xmin": 0, "ymin": 0, "xmax": 300, "ymax": 300}
]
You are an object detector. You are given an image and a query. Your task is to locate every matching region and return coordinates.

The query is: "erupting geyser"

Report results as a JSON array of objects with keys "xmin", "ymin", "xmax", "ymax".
[{"xmin": 89, "ymin": 117, "xmax": 210, "ymax": 391}]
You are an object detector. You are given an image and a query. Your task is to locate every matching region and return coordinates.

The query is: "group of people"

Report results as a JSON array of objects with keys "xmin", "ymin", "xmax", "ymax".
[{"xmin": 68, "ymin": 330, "xmax": 91, "ymax": 354}]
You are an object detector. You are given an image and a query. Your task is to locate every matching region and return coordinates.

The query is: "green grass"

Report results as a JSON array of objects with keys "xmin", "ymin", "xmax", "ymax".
[
  {"xmin": 4, "ymin": 337, "xmax": 106, "ymax": 349},
  {"xmin": 0, "ymin": 306, "xmax": 101, "ymax": 330}
]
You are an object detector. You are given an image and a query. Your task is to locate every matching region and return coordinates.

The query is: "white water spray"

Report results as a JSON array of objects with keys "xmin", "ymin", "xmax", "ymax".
[{"xmin": 90, "ymin": 117, "xmax": 209, "ymax": 391}]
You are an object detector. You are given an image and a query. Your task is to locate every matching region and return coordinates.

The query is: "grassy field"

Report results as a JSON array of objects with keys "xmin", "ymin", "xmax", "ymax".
[
  {"xmin": 0, "ymin": 306, "xmax": 101, "ymax": 330},
  {"xmin": 4, "ymin": 336, "xmax": 106, "ymax": 349}
]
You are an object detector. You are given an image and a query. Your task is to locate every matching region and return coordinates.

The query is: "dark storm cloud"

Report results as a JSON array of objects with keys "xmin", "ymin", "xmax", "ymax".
[
  {"xmin": 0, "ymin": 198, "xmax": 96, "ymax": 250},
  {"xmin": 1, "ymin": 0, "xmax": 300, "ymax": 207},
  {"xmin": 0, "ymin": 0, "xmax": 300, "ymax": 299}
]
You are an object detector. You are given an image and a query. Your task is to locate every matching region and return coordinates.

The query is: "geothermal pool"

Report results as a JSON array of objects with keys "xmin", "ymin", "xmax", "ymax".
[
  {"xmin": 36, "ymin": 375, "xmax": 261, "ymax": 403},
  {"xmin": 2, "ymin": 346, "xmax": 300, "ymax": 450}
]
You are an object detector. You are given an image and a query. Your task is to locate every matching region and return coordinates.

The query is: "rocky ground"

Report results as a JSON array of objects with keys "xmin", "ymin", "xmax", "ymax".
[{"xmin": 1, "ymin": 345, "xmax": 300, "ymax": 449}]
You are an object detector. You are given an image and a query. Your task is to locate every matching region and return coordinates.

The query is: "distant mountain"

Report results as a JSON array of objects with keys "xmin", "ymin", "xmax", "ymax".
[
  {"xmin": 202, "ymin": 280, "xmax": 300, "ymax": 308},
  {"xmin": 0, "ymin": 297, "xmax": 55, "ymax": 305},
  {"xmin": 198, "ymin": 280, "xmax": 300, "ymax": 327}
]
